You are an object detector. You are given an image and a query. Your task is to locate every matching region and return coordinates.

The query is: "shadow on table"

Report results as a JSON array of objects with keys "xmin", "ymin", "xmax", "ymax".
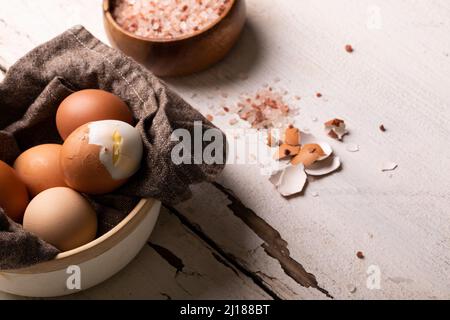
[{"xmin": 165, "ymin": 19, "xmax": 265, "ymax": 89}]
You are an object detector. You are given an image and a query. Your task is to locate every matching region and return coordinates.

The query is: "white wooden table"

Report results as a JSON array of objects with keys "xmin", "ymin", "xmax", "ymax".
[{"xmin": 1, "ymin": 0, "xmax": 449, "ymax": 300}]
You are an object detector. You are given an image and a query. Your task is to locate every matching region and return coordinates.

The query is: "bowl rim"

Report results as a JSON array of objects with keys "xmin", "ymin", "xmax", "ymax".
[
  {"xmin": 4, "ymin": 198, "xmax": 157, "ymax": 274},
  {"xmin": 103, "ymin": 0, "xmax": 237, "ymax": 43}
]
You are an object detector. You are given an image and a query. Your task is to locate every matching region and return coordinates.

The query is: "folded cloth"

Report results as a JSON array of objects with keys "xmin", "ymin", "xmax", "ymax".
[{"xmin": 0, "ymin": 26, "xmax": 226, "ymax": 270}]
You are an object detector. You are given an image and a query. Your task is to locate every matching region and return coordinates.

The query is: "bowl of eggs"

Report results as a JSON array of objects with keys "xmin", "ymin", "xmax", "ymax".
[{"xmin": 0, "ymin": 89, "xmax": 161, "ymax": 297}]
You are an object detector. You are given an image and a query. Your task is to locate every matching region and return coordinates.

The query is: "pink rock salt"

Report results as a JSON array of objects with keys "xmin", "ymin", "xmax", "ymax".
[{"xmin": 113, "ymin": 0, "xmax": 232, "ymax": 39}]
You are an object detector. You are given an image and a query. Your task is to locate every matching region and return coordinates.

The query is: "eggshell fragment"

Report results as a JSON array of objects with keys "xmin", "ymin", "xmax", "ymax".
[
  {"xmin": 305, "ymin": 156, "xmax": 341, "ymax": 176},
  {"xmin": 291, "ymin": 144, "xmax": 326, "ymax": 166},
  {"xmin": 316, "ymin": 142, "xmax": 333, "ymax": 160},
  {"xmin": 284, "ymin": 125, "xmax": 301, "ymax": 146},
  {"xmin": 275, "ymin": 144, "xmax": 301, "ymax": 160},
  {"xmin": 263, "ymin": 158, "xmax": 291, "ymax": 177},
  {"xmin": 346, "ymin": 144, "xmax": 360, "ymax": 152},
  {"xmin": 325, "ymin": 119, "xmax": 348, "ymax": 141},
  {"xmin": 270, "ymin": 164, "xmax": 307, "ymax": 197}
]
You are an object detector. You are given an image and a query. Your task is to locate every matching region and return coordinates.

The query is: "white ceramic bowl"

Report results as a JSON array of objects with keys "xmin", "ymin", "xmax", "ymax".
[{"xmin": 0, "ymin": 198, "xmax": 161, "ymax": 297}]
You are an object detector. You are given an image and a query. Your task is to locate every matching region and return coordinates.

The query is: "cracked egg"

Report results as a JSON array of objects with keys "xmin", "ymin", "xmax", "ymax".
[{"xmin": 61, "ymin": 120, "xmax": 143, "ymax": 194}]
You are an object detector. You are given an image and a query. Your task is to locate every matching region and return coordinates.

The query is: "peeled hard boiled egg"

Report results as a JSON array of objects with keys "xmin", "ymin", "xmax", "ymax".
[
  {"xmin": 56, "ymin": 89, "xmax": 133, "ymax": 140},
  {"xmin": 0, "ymin": 160, "xmax": 29, "ymax": 222},
  {"xmin": 61, "ymin": 120, "xmax": 143, "ymax": 194},
  {"xmin": 14, "ymin": 144, "xmax": 67, "ymax": 197},
  {"xmin": 23, "ymin": 187, "xmax": 97, "ymax": 251}
]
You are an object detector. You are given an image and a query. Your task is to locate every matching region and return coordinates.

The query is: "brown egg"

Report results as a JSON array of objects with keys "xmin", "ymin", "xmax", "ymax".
[
  {"xmin": 56, "ymin": 89, "xmax": 133, "ymax": 140},
  {"xmin": 14, "ymin": 144, "xmax": 67, "ymax": 197},
  {"xmin": 60, "ymin": 120, "xmax": 143, "ymax": 195},
  {"xmin": 0, "ymin": 160, "xmax": 29, "ymax": 222},
  {"xmin": 23, "ymin": 187, "xmax": 97, "ymax": 252}
]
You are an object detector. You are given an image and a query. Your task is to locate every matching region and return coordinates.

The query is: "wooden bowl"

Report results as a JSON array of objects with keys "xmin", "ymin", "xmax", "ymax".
[
  {"xmin": 103, "ymin": 0, "xmax": 247, "ymax": 77},
  {"xmin": 0, "ymin": 199, "xmax": 161, "ymax": 297}
]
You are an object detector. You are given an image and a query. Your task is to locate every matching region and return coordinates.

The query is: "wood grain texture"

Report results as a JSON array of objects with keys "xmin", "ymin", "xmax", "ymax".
[
  {"xmin": 168, "ymin": 0, "xmax": 450, "ymax": 299},
  {"xmin": 1, "ymin": 0, "xmax": 450, "ymax": 300},
  {"xmin": 0, "ymin": 208, "xmax": 270, "ymax": 300}
]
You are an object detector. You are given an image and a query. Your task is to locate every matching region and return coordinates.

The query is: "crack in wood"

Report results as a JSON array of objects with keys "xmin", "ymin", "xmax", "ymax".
[
  {"xmin": 164, "ymin": 205, "xmax": 280, "ymax": 300},
  {"xmin": 211, "ymin": 252, "xmax": 240, "ymax": 277},
  {"xmin": 213, "ymin": 182, "xmax": 333, "ymax": 299},
  {"xmin": 148, "ymin": 242, "xmax": 185, "ymax": 274},
  {"xmin": 160, "ymin": 292, "xmax": 172, "ymax": 300}
]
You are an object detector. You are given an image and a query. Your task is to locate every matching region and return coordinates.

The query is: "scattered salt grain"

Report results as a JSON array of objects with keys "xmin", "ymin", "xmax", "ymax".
[
  {"xmin": 346, "ymin": 143, "xmax": 360, "ymax": 152},
  {"xmin": 356, "ymin": 251, "xmax": 365, "ymax": 259},
  {"xmin": 311, "ymin": 191, "xmax": 319, "ymax": 197},
  {"xmin": 234, "ymin": 87, "xmax": 292, "ymax": 129},
  {"xmin": 347, "ymin": 284, "xmax": 357, "ymax": 294}
]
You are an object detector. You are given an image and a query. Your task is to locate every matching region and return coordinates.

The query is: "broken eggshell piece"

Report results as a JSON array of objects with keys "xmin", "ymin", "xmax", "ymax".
[
  {"xmin": 298, "ymin": 132, "xmax": 333, "ymax": 161},
  {"xmin": 304, "ymin": 156, "xmax": 341, "ymax": 176},
  {"xmin": 275, "ymin": 144, "xmax": 301, "ymax": 160},
  {"xmin": 291, "ymin": 144, "xmax": 326, "ymax": 166},
  {"xmin": 270, "ymin": 164, "xmax": 307, "ymax": 197},
  {"xmin": 284, "ymin": 125, "xmax": 301, "ymax": 146},
  {"xmin": 325, "ymin": 119, "xmax": 348, "ymax": 141},
  {"xmin": 292, "ymin": 142, "xmax": 333, "ymax": 167}
]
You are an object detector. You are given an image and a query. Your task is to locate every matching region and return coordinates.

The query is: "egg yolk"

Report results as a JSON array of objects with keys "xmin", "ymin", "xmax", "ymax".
[{"xmin": 112, "ymin": 130, "xmax": 123, "ymax": 166}]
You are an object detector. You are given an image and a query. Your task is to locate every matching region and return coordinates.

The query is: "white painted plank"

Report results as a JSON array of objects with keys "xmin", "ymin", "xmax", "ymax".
[
  {"xmin": 0, "ymin": 208, "xmax": 270, "ymax": 300},
  {"xmin": 169, "ymin": 0, "xmax": 450, "ymax": 299},
  {"xmin": 1, "ymin": 0, "xmax": 450, "ymax": 300}
]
